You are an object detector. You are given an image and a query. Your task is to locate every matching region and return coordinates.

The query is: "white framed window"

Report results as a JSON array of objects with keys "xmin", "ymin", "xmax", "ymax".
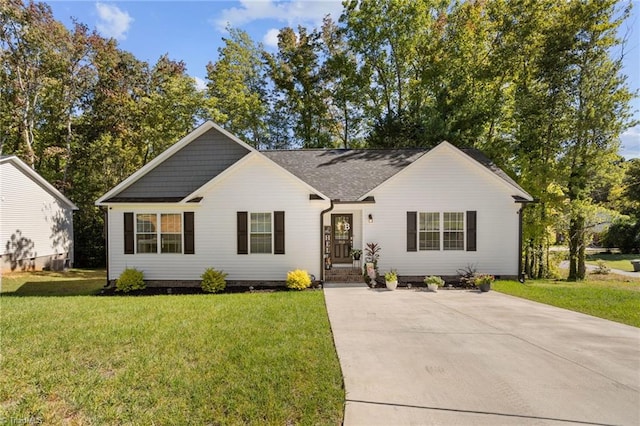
[
  {"xmin": 443, "ymin": 212, "xmax": 464, "ymax": 250},
  {"xmin": 160, "ymin": 214, "xmax": 182, "ymax": 253},
  {"xmin": 250, "ymin": 212, "xmax": 272, "ymax": 253},
  {"xmin": 136, "ymin": 214, "xmax": 158, "ymax": 253},
  {"xmin": 419, "ymin": 212, "xmax": 440, "ymax": 250},
  {"xmin": 136, "ymin": 213, "xmax": 182, "ymax": 254}
]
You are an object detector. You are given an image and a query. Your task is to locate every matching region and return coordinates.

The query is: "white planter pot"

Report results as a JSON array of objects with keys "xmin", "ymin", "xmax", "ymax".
[{"xmin": 386, "ymin": 280, "xmax": 397, "ymax": 290}]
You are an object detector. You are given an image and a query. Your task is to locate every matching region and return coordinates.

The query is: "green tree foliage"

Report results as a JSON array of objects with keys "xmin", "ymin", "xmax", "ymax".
[
  {"xmin": 0, "ymin": 0, "xmax": 65, "ymax": 167},
  {"xmin": 622, "ymin": 159, "xmax": 640, "ymax": 216},
  {"xmin": 206, "ymin": 27, "xmax": 267, "ymax": 148},
  {"xmin": 559, "ymin": 0, "xmax": 633, "ymax": 279},
  {"xmin": 265, "ymin": 26, "xmax": 332, "ymax": 148},
  {"xmin": 142, "ymin": 54, "xmax": 205, "ymax": 163},
  {"xmin": 320, "ymin": 16, "xmax": 365, "ymax": 148}
]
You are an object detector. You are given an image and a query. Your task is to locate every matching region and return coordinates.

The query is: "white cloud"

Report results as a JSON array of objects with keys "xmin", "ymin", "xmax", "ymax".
[
  {"xmin": 192, "ymin": 76, "xmax": 207, "ymax": 92},
  {"xmin": 263, "ymin": 28, "xmax": 281, "ymax": 48},
  {"xmin": 213, "ymin": 0, "xmax": 343, "ymax": 34},
  {"xmin": 95, "ymin": 2, "xmax": 133, "ymax": 41},
  {"xmin": 620, "ymin": 125, "xmax": 640, "ymax": 159}
]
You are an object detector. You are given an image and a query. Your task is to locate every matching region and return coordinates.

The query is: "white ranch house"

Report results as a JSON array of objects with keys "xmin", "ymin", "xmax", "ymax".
[
  {"xmin": 1, "ymin": 155, "xmax": 77, "ymax": 272},
  {"xmin": 96, "ymin": 121, "xmax": 533, "ymax": 286}
]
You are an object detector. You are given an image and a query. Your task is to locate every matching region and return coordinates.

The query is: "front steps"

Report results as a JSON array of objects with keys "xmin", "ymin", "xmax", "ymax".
[{"xmin": 325, "ymin": 266, "xmax": 364, "ymax": 283}]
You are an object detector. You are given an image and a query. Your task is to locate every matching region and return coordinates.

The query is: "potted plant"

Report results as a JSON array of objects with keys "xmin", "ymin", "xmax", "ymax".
[
  {"xmin": 365, "ymin": 242, "xmax": 381, "ymax": 263},
  {"xmin": 424, "ymin": 275, "xmax": 444, "ymax": 292},
  {"xmin": 474, "ymin": 274, "xmax": 494, "ymax": 292},
  {"xmin": 365, "ymin": 262, "xmax": 377, "ymax": 287},
  {"xmin": 351, "ymin": 249, "xmax": 362, "ymax": 261},
  {"xmin": 384, "ymin": 269, "xmax": 398, "ymax": 290},
  {"xmin": 365, "ymin": 243, "xmax": 381, "ymax": 287}
]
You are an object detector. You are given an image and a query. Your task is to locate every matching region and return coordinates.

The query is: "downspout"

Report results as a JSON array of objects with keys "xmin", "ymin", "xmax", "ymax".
[
  {"xmin": 320, "ymin": 200, "xmax": 334, "ymax": 283},
  {"xmin": 103, "ymin": 207, "xmax": 110, "ymax": 287},
  {"xmin": 518, "ymin": 205, "xmax": 525, "ymax": 283}
]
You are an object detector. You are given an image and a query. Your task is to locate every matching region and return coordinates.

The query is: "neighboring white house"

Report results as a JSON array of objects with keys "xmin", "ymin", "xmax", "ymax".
[
  {"xmin": 1, "ymin": 155, "xmax": 78, "ymax": 272},
  {"xmin": 96, "ymin": 121, "xmax": 533, "ymax": 286}
]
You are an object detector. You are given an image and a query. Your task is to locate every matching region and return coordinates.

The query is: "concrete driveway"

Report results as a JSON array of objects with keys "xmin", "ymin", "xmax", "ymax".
[{"xmin": 323, "ymin": 284, "xmax": 640, "ymax": 425}]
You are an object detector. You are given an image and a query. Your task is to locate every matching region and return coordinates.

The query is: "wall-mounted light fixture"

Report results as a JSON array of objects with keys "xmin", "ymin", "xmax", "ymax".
[{"xmin": 368, "ymin": 214, "xmax": 373, "ymax": 223}]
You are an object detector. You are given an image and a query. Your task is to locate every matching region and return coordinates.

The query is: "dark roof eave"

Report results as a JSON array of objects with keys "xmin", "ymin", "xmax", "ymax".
[
  {"xmin": 104, "ymin": 197, "xmax": 185, "ymax": 203},
  {"xmin": 333, "ymin": 196, "xmax": 375, "ymax": 204},
  {"xmin": 513, "ymin": 195, "xmax": 536, "ymax": 204}
]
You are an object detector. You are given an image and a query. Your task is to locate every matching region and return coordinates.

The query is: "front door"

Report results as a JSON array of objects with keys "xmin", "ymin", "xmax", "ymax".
[{"xmin": 331, "ymin": 214, "xmax": 353, "ymax": 264}]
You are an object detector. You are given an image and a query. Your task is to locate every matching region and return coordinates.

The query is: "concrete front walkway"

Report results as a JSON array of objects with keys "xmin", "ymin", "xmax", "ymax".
[{"xmin": 323, "ymin": 284, "xmax": 640, "ymax": 425}]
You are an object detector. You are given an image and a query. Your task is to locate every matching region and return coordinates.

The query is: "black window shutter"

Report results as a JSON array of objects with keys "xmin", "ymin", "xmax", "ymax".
[
  {"xmin": 124, "ymin": 212, "xmax": 134, "ymax": 254},
  {"xmin": 467, "ymin": 211, "xmax": 477, "ymax": 251},
  {"xmin": 274, "ymin": 211, "xmax": 285, "ymax": 254},
  {"xmin": 407, "ymin": 211, "xmax": 417, "ymax": 252},
  {"xmin": 184, "ymin": 212, "xmax": 195, "ymax": 254},
  {"xmin": 237, "ymin": 211, "xmax": 248, "ymax": 254}
]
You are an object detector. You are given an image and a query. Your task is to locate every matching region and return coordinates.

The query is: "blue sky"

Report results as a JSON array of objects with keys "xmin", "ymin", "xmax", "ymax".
[{"xmin": 47, "ymin": 0, "xmax": 639, "ymax": 159}]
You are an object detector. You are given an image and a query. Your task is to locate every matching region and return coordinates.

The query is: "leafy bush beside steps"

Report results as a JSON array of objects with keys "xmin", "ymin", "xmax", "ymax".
[{"xmin": 287, "ymin": 269, "xmax": 312, "ymax": 290}]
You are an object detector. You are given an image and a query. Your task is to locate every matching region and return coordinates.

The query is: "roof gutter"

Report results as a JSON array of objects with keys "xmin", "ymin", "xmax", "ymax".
[{"xmin": 320, "ymin": 200, "xmax": 334, "ymax": 283}]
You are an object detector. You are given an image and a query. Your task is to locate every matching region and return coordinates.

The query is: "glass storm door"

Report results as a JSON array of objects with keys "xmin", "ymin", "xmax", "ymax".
[{"xmin": 332, "ymin": 214, "xmax": 353, "ymax": 264}]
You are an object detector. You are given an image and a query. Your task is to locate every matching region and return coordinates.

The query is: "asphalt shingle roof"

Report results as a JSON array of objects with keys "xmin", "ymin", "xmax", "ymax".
[
  {"xmin": 262, "ymin": 149, "xmax": 427, "ymax": 201},
  {"xmin": 263, "ymin": 146, "xmax": 529, "ymax": 202}
]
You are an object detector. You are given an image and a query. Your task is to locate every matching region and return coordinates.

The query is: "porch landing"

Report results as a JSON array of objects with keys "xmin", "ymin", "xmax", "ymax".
[{"xmin": 325, "ymin": 265, "xmax": 363, "ymax": 283}]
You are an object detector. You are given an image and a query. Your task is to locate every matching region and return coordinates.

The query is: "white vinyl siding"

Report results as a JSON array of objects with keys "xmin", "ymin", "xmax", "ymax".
[
  {"xmin": 0, "ymin": 160, "xmax": 75, "ymax": 271},
  {"xmin": 363, "ymin": 144, "xmax": 523, "ymax": 276},
  {"xmin": 106, "ymin": 153, "xmax": 326, "ymax": 281}
]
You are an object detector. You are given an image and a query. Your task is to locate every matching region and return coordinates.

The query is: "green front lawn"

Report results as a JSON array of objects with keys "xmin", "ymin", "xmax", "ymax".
[
  {"xmin": 494, "ymin": 275, "xmax": 640, "ymax": 327},
  {"xmin": 1, "ymin": 269, "xmax": 106, "ymax": 295},
  {"xmin": 586, "ymin": 253, "xmax": 639, "ymax": 272},
  {"xmin": 0, "ymin": 271, "xmax": 344, "ymax": 424}
]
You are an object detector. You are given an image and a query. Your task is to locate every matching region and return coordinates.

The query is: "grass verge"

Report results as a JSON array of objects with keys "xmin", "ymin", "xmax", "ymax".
[
  {"xmin": 1, "ymin": 269, "xmax": 105, "ymax": 295},
  {"xmin": 494, "ymin": 274, "xmax": 640, "ymax": 327},
  {"xmin": 585, "ymin": 253, "xmax": 638, "ymax": 272},
  {"xmin": 0, "ymin": 271, "xmax": 344, "ymax": 424}
]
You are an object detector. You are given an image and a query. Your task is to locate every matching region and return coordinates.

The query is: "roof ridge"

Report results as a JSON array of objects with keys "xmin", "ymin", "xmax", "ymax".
[{"xmin": 261, "ymin": 147, "xmax": 429, "ymax": 152}]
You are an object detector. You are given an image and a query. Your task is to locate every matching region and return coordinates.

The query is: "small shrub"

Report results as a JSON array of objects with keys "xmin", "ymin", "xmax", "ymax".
[
  {"xmin": 201, "ymin": 267, "xmax": 227, "ymax": 293},
  {"xmin": 116, "ymin": 268, "xmax": 145, "ymax": 293},
  {"xmin": 592, "ymin": 260, "xmax": 611, "ymax": 275},
  {"xmin": 424, "ymin": 275, "xmax": 444, "ymax": 287},
  {"xmin": 287, "ymin": 269, "xmax": 311, "ymax": 290}
]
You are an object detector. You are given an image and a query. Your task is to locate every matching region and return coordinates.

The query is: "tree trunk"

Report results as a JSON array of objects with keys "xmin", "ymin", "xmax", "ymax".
[
  {"xmin": 536, "ymin": 244, "xmax": 544, "ymax": 279},
  {"xmin": 525, "ymin": 242, "xmax": 532, "ymax": 278},
  {"xmin": 62, "ymin": 116, "xmax": 72, "ymax": 186},
  {"xmin": 568, "ymin": 214, "xmax": 586, "ymax": 280}
]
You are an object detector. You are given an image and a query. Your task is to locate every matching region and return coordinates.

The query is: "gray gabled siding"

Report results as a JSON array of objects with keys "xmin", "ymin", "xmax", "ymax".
[{"xmin": 110, "ymin": 128, "xmax": 250, "ymax": 201}]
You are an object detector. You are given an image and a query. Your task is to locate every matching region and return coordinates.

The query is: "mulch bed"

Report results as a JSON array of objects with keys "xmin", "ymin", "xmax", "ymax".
[{"xmin": 98, "ymin": 284, "xmax": 323, "ymax": 296}]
